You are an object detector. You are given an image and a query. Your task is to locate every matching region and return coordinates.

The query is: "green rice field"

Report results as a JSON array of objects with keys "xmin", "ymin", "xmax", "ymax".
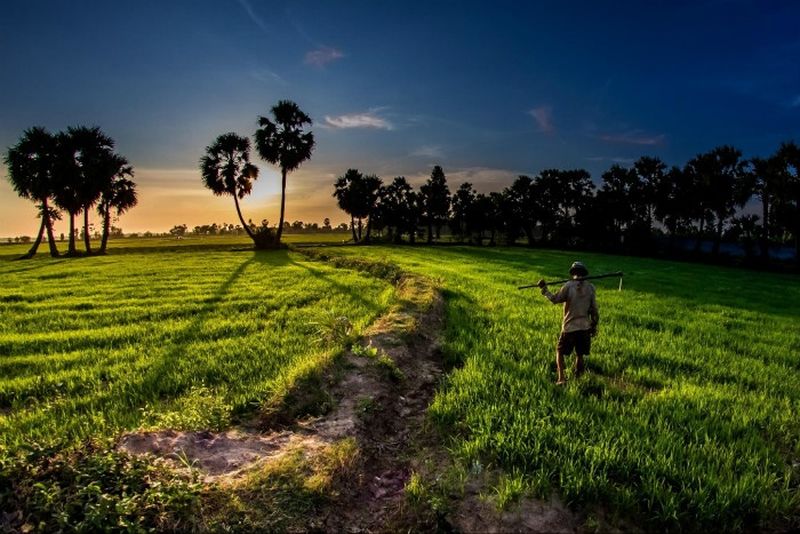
[
  {"xmin": 1, "ymin": 237, "xmax": 799, "ymax": 530},
  {"xmin": 0, "ymin": 239, "xmax": 393, "ymax": 450}
]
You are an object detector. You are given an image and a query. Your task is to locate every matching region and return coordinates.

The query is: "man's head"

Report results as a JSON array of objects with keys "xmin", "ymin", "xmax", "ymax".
[{"xmin": 569, "ymin": 261, "xmax": 588, "ymax": 278}]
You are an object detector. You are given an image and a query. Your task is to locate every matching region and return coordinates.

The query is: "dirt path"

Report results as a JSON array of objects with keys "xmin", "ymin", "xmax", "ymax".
[{"xmin": 119, "ymin": 273, "xmax": 446, "ymax": 530}]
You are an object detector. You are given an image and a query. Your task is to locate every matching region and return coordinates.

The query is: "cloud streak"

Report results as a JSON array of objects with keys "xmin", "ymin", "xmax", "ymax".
[
  {"xmin": 790, "ymin": 95, "xmax": 800, "ymax": 107},
  {"xmin": 411, "ymin": 145, "xmax": 444, "ymax": 159},
  {"xmin": 324, "ymin": 112, "xmax": 393, "ymax": 130},
  {"xmin": 237, "ymin": 0, "xmax": 271, "ymax": 34},
  {"xmin": 528, "ymin": 106, "xmax": 554, "ymax": 133},
  {"xmin": 598, "ymin": 130, "xmax": 665, "ymax": 146},
  {"xmin": 305, "ymin": 46, "xmax": 344, "ymax": 67}
]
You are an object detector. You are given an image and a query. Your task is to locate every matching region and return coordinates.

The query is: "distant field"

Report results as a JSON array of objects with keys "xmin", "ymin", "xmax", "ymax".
[
  {"xmin": 0, "ymin": 242, "xmax": 393, "ymax": 450},
  {"xmin": 322, "ymin": 245, "xmax": 800, "ymax": 529}
]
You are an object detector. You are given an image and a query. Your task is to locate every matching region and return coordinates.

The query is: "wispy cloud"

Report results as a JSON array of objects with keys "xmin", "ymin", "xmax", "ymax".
[
  {"xmin": 411, "ymin": 145, "xmax": 444, "ymax": 159},
  {"xmin": 528, "ymin": 106, "xmax": 554, "ymax": 133},
  {"xmin": 237, "ymin": 0, "xmax": 271, "ymax": 34},
  {"xmin": 324, "ymin": 112, "xmax": 393, "ymax": 130},
  {"xmin": 249, "ymin": 68, "xmax": 287, "ymax": 85},
  {"xmin": 790, "ymin": 95, "xmax": 800, "ymax": 107},
  {"xmin": 305, "ymin": 46, "xmax": 345, "ymax": 67},
  {"xmin": 598, "ymin": 130, "xmax": 665, "ymax": 146}
]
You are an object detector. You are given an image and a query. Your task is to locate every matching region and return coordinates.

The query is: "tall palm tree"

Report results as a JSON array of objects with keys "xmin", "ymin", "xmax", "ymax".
[
  {"xmin": 4, "ymin": 127, "xmax": 61, "ymax": 258},
  {"xmin": 200, "ymin": 133, "xmax": 260, "ymax": 243},
  {"xmin": 254, "ymin": 100, "xmax": 315, "ymax": 246},
  {"xmin": 70, "ymin": 126, "xmax": 115, "ymax": 254},
  {"xmin": 97, "ymin": 155, "xmax": 137, "ymax": 254}
]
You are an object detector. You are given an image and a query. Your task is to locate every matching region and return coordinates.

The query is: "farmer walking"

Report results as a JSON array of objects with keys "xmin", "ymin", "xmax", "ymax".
[{"xmin": 538, "ymin": 261, "xmax": 599, "ymax": 385}]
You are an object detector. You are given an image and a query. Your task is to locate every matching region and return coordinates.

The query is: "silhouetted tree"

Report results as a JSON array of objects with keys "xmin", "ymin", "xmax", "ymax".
[
  {"xmin": 596, "ymin": 164, "xmax": 640, "ymax": 249},
  {"xmin": 504, "ymin": 176, "xmax": 538, "ymax": 246},
  {"xmin": 254, "ymin": 100, "xmax": 315, "ymax": 246},
  {"xmin": 653, "ymin": 166, "xmax": 694, "ymax": 252},
  {"xmin": 750, "ymin": 154, "xmax": 783, "ymax": 260},
  {"xmin": 419, "ymin": 165, "xmax": 450, "ymax": 243},
  {"xmin": 200, "ymin": 133, "xmax": 260, "ymax": 245},
  {"xmin": 67, "ymin": 126, "xmax": 116, "ymax": 255},
  {"xmin": 450, "ymin": 182, "xmax": 476, "ymax": 242},
  {"xmin": 535, "ymin": 169, "xmax": 594, "ymax": 246},
  {"xmin": 379, "ymin": 177, "xmax": 419, "ymax": 243},
  {"xmin": 4, "ymin": 127, "xmax": 61, "ymax": 258},
  {"xmin": 686, "ymin": 146, "xmax": 751, "ymax": 256},
  {"xmin": 97, "ymin": 162, "xmax": 137, "ymax": 254},
  {"xmin": 775, "ymin": 141, "xmax": 800, "ymax": 260},
  {"xmin": 332, "ymin": 169, "xmax": 382, "ymax": 243}
]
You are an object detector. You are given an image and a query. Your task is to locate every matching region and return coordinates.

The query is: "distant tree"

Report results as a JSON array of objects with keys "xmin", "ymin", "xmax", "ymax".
[
  {"xmin": 596, "ymin": 164, "xmax": 639, "ymax": 248},
  {"xmin": 254, "ymin": 100, "xmax": 315, "ymax": 246},
  {"xmin": 332, "ymin": 169, "xmax": 382, "ymax": 243},
  {"xmin": 727, "ymin": 214, "xmax": 760, "ymax": 260},
  {"xmin": 323, "ymin": 217, "xmax": 332, "ymax": 231},
  {"xmin": 631, "ymin": 156, "xmax": 666, "ymax": 248},
  {"xmin": 503, "ymin": 176, "xmax": 538, "ymax": 246},
  {"xmin": 652, "ymin": 166, "xmax": 694, "ymax": 251},
  {"xmin": 291, "ymin": 220, "xmax": 304, "ymax": 231},
  {"xmin": 170, "ymin": 224, "xmax": 188, "ymax": 237},
  {"xmin": 96, "ymin": 154, "xmax": 137, "ymax": 254},
  {"xmin": 200, "ymin": 132, "xmax": 260, "ymax": 246},
  {"xmin": 419, "ymin": 165, "xmax": 450, "ymax": 243},
  {"xmin": 750, "ymin": 155, "xmax": 782, "ymax": 259},
  {"xmin": 535, "ymin": 169, "xmax": 594, "ymax": 246},
  {"xmin": 3, "ymin": 126, "xmax": 61, "ymax": 258},
  {"xmin": 378, "ymin": 176, "xmax": 419, "ymax": 243},
  {"xmin": 686, "ymin": 146, "xmax": 751, "ymax": 256},
  {"xmin": 774, "ymin": 141, "xmax": 800, "ymax": 260},
  {"xmin": 450, "ymin": 182, "xmax": 476, "ymax": 242}
]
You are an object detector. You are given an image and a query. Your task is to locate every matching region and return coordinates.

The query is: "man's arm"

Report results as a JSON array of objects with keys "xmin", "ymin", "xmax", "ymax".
[{"xmin": 537, "ymin": 280, "xmax": 569, "ymax": 304}]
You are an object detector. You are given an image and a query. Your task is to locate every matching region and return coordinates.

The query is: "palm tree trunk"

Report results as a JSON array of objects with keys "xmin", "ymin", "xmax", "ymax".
[
  {"xmin": 276, "ymin": 167, "xmax": 287, "ymax": 244},
  {"xmin": 20, "ymin": 216, "xmax": 46, "ymax": 260},
  {"xmin": 83, "ymin": 209, "xmax": 93, "ymax": 254},
  {"xmin": 68, "ymin": 212, "xmax": 77, "ymax": 255},
  {"xmin": 99, "ymin": 204, "xmax": 111, "ymax": 254},
  {"xmin": 233, "ymin": 191, "xmax": 256, "ymax": 240},
  {"xmin": 43, "ymin": 198, "xmax": 60, "ymax": 257},
  {"xmin": 357, "ymin": 218, "xmax": 363, "ymax": 242},
  {"xmin": 350, "ymin": 215, "xmax": 357, "ymax": 242},
  {"xmin": 365, "ymin": 217, "xmax": 372, "ymax": 243},
  {"xmin": 427, "ymin": 219, "xmax": 433, "ymax": 244}
]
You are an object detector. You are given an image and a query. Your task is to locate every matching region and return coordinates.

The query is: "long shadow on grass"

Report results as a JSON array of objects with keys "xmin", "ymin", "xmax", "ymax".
[
  {"xmin": 121, "ymin": 252, "xmax": 277, "ymax": 414},
  {"xmin": 285, "ymin": 255, "xmax": 388, "ymax": 314}
]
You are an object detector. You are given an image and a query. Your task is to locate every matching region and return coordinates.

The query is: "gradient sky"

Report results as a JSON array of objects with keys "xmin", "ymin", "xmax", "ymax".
[{"xmin": 1, "ymin": 0, "xmax": 799, "ymax": 236}]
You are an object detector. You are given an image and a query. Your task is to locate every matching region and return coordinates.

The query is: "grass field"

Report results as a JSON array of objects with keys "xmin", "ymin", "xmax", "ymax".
[
  {"xmin": 0, "ymin": 240, "xmax": 393, "ymax": 451},
  {"xmin": 2, "ymin": 237, "xmax": 799, "ymax": 530},
  {"xmin": 321, "ymin": 245, "xmax": 800, "ymax": 530}
]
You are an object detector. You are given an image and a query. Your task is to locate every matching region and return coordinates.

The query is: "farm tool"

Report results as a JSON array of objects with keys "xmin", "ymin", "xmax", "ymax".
[{"xmin": 518, "ymin": 271, "xmax": 624, "ymax": 291}]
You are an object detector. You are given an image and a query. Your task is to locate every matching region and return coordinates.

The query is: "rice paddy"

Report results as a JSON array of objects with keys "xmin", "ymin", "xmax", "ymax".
[{"xmin": 1, "ymin": 237, "xmax": 798, "ymax": 530}]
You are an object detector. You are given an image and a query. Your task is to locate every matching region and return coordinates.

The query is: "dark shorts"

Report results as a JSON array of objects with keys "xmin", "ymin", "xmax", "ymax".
[{"xmin": 557, "ymin": 329, "xmax": 591, "ymax": 356}]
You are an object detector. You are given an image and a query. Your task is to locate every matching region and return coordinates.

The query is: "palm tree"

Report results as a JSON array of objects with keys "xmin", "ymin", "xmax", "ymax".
[
  {"xmin": 200, "ymin": 133, "xmax": 260, "ymax": 244},
  {"xmin": 70, "ymin": 126, "xmax": 115, "ymax": 254},
  {"xmin": 4, "ymin": 127, "xmax": 61, "ymax": 258},
  {"xmin": 254, "ymin": 100, "xmax": 315, "ymax": 246},
  {"xmin": 97, "ymin": 155, "xmax": 137, "ymax": 254}
]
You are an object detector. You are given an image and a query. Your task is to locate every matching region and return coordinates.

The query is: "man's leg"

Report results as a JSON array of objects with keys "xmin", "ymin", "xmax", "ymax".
[
  {"xmin": 573, "ymin": 353, "xmax": 585, "ymax": 377},
  {"xmin": 556, "ymin": 350, "xmax": 567, "ymax": 384},
  {"xmin": 573, "ymin": 330, "xmax": 590, "ymax": 378}
]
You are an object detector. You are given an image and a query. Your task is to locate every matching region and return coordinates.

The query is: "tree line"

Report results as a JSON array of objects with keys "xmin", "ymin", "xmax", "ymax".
[
  {"xmin": 333, "ymin": 143, "xmax": 800, "ymax": 263},
  {"xmin": 4, "ymin": 126, "xmax": 138, "ymax": 258}
]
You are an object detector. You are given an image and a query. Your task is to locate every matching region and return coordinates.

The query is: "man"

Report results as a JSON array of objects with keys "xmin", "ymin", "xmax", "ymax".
[{"xmin": 537, "ymin": 261, "xmax": 599, "ymax": 385}]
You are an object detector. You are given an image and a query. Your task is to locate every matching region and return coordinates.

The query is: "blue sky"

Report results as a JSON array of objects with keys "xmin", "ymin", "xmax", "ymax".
[{"xmin": 1, "ymin": 0, "xmax": 798, "ymax": 234}]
